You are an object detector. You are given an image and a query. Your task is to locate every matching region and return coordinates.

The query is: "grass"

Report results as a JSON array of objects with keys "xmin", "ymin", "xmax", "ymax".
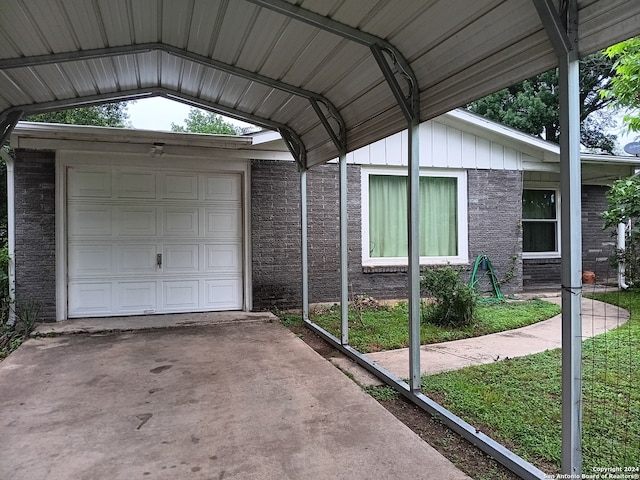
[
  {"xmin": 421, "ymin": 290, "xmax": 640, "ymax": 473},
  {"xmin": 296, "ymin": 299, "xmax": 560, "ymax": 353}
]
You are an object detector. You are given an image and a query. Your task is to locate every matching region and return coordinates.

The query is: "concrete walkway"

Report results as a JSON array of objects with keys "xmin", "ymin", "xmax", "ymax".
[
  {"xmin": 3, "ymin": 317, "xmax": 470, "ymax": 480},
  {"xmin": 344, "ymin": 296, "xmax": 630, "ymax": 384}
]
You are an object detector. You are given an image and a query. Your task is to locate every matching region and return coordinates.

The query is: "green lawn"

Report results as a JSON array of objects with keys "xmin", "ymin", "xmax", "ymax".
[
  {"xmin": 421, "ymin": 290, "xmax": 640, "ymax": 472},
  {"xmin": 301, "ymin": 299, "xmax": 560, "ymax": 353}
]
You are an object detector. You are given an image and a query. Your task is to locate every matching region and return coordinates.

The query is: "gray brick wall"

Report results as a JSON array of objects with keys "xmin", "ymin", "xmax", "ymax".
[
  {"xmin": 13, "ymin": 149, "xmax": 56, "ymax": 321},
  {"xmin": 251, "ymin": 161, "xmax": 524, "ymax": 310},
  {"xmin": 581, "ymin": 185, "xmax": 617, "ymax": 282},
  {"xmin": 467, "ymin": 169, "xmax": 523, "ymax": 295},
  {"xmin": 523, "ymin": 185, "xmax": 616, "ymax": 287}
]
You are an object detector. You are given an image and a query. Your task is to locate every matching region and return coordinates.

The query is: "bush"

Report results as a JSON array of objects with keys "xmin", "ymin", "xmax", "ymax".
[{"xmin": 421, "ymin": 266, "xmax": 477, "ymax": 328}]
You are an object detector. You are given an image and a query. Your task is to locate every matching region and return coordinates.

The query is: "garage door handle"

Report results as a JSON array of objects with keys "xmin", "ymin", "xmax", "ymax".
[{"xmin": 156, "ymin": 254, "xmax": 162, "ymax": 268}]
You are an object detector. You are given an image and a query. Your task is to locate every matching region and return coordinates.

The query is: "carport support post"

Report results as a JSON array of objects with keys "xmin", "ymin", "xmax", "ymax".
[
  {"xmin": 558, "ymin": 46, "xmax": 583, "ymax": 475},
  {"xmin": 300, "ymin": 169, "xmax": 309, "ymax": 321},
  {"xmin": 339, "ymin": 152, "xmax": 349, "ymax": 345},
  {"xmin": 407, "ymin": 116, "xmax": 421, "ymax": 393}
]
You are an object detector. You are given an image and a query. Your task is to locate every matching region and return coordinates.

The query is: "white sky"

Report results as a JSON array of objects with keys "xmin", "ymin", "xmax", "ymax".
[
  {"xmin": 126, "ymin": 97, "xmax": 640, "ymax": 153},
  {"xmin": 126, "ymin": 97, "xmax": 252, "ymax": 131}
]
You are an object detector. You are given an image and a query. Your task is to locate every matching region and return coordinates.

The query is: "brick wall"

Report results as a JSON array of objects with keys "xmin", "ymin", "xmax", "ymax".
[
  {"xmin": 523, "ymin": 185, "xmax": 616, "ymax": 288},
  {"xmin": 467, "ymin": 169, "xmax": 523, "ymax": 295},
  {"xmin": 251, "ymin": 161, "xmax": 524, "ymax": 310},
  {"xmin": 581, "ymin": 185, "xmax": 617, "ymax": 282},
  {"xmin": 13, "ymin": 149, "xmax": 56, "ymax": 321}
]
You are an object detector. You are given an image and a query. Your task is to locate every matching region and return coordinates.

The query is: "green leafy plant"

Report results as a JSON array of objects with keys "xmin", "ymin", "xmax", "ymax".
[
  {"xmin": 421, "ymin": 266, "xmax": 478, "ymax": 328},
  {"xmin": 364, "ymin": 385, "xmax": 399, "ymax": 401},
  {"xmin": 601, "ymin": 176, "xmax": 640, "ymax": 288}
]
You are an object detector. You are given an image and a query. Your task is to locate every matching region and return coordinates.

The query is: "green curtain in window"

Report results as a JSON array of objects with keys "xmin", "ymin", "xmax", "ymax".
[{"xmin": 369, "ymin": 175, "xmax": 458, "ymax": 257}]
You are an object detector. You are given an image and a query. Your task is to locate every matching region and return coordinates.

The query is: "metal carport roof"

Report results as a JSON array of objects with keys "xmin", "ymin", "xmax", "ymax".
[
  {"xmin": 1, "ymin": 1, "xmax": 640, "ymax": 477},
  {"xmin": 0, "ymin": 0, "xmax": 639, "ymax": 168}
]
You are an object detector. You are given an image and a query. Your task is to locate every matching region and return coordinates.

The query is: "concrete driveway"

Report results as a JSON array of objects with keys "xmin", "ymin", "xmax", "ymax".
[{"xmin": 0, "ymin": 320, "xmax": 469, "ymax": 480}]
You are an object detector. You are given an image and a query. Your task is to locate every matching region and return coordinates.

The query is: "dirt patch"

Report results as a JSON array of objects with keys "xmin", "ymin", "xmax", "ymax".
[{"xmin": 290, "ymin": 323, "xmax": 523, "ymax": 480}]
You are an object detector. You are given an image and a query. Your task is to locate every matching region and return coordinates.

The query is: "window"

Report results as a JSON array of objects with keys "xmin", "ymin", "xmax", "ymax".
[
  {"xmin": 522, "ymin": 188, "xmax": 560, "ymax": 257},
  {"xmin": 362, "ymin": 168, "xmax": 468, "ymax": 266}
]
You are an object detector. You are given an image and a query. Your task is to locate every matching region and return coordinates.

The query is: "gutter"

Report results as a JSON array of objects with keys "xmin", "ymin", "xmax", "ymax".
[{"xmin": 0, "ymin": 148, "xmax": 15, "ymax": 325}]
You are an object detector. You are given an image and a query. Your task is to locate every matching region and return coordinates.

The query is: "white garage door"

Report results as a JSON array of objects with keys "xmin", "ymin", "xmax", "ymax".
[{"xmin": 67, "ymin": 166, "xmax": 243, "ymax": 318}]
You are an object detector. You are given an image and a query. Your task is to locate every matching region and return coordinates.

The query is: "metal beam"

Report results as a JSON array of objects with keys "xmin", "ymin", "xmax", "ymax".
[
  {"xmin": 246, "ymin": 0, "xmax": 418, "ymax": 119},
  {"xmin": 0, "ymin": 87, "xmax": 306, "ymax": 170},
  {"xmin": 557, "ymin": 0, "xmax": 583, "ymax": 472},
  {"xmin": 339, "ymin": 152, "xmax": 349, "ymax": 345},
  {"xmin": 303, "ymin": 319, "xmax": 547, "ymax": 480},
  {"xmin": 0, "ymin": 110, "xmax": 23, "ymax": 145},
  {"xmin": 300, "ymin": 169, "xmax": 309, "ymax": 321},
  {"xmin": 407, "ymin": 116, "xmax": 421, "ymax": 393},
  {"xmin": 534, "ymin": 0, "xmax": 583, "ymax": 473},
  {"xmin": 531, "ymin": 0, "xmax": 574, "ymax": 56},
  {"xmin": 244, "ymin": 0, "xmax": 388, "ymax": 47},
  {"xmin": 370, "ymin": 45, "xmax": 418, "ymax": 122},
  {"xmin": 0, "ymin": 42, "xmax": 344, "ymax": 162}
]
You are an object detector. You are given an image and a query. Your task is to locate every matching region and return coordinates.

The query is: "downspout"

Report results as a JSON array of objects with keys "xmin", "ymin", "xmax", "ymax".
[
  {"xmin": 0, "ymin": 148, "xmax": 16, "ymax": 326},
  {"xmin": 618, "ymin": 221, "xmax": 630, "ymax": 289}
]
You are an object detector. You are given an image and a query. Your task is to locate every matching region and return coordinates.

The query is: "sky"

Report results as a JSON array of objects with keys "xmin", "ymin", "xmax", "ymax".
[
  {"xmin": 126, "ymin": 97, "xmax": 252, "ymax": 132},
  {"xmin": 127, "ymin": 96, "xmax": 640, "ymax": 153}
]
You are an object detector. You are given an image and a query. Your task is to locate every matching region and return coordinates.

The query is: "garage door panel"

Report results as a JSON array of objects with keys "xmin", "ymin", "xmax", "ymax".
[
  {"xmin": 204, "ymin": 173, "xmax": 241, "ymax": 201},
  {"xmin": 117, "ymin": 207, "xmax": 158, "ymax": 236},
  {"xmin": 68, "ymin": 205, "xmax": 112, "ymax": 236},
  {"xmin": 162, "ymin": 280, "xmax": 199, "ymax": 310},
  {"xmin": 68, "ymin": 167, "xmax": 244, "ymax": 318},
  {"xmin": 205, "ymin": 278, "xmax": 243, "ymax": 309},
  {"xmin": 205, "ymin": 208, "xmax": 241, "ymax": 238},
  {"xmin": 68, "ymin": 244, "xmax": 113, "ymax": 276},
  {"xmin": 205, "ymin": 244, "xmax": 241, "ymax": 272},
  {"xmin": 118, "ymin": 244, "xmax": 158, "ymax": 274},
  {"xmin": 163, "ymin": 244, "xmax": 199, "ymax": 273},
  {"xmin": 116, "ymin": 171, "xmax": 156, "ymax": 198},
  {"xmin": 162, "ymin": 173, "xmax": 199, "ymax": 200},
  {"xmin": 68, "ymin": 169, "xmax": 111, "ymax": 198},
  {"xmin": 163, "ymin": 208, "xmax": 199, "ymax": 236},
  {"xmin": 117, "ymin": 281, "xmax": 157, "ymax": 312},
  {"xmin": 68, "ymin": 282, "xmax": 113, "ymax": 316}
]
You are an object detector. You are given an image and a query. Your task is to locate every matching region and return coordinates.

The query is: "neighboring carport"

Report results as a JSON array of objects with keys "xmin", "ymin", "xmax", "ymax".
[
  {"xmin": 1, "ymin": 1, "xmax": 639, "ymax": 477},
  {"xmin": 0, "ymin": 320, "xmax": 470, "ymax": 480}
]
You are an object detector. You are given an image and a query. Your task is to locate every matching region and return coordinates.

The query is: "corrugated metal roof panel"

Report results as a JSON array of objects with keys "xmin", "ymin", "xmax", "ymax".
[
  {"xmin": 97, "ymin": 0, "xmax": 134, "ymax": 46},
  {"xmin": 0, "ymin": 0, "xmax": 639, "ymax": 167},
  {"xmin": 61, "ymin": 0, "xmax": 107, "ymax": 50},
  {"xmin": 130, "ymin": 0, "xmax": 161, "ymax": 43},
  {"xmin": 1, "ymin": 1, "xmax": 50, "ymax": 56},
  {"xmin": 0, "ymin": 70, "xmax": 36, "ymax": 105}
]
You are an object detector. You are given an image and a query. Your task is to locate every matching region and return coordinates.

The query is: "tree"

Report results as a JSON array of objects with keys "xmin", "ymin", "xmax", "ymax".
[
  {"xmin": 24, "ymin": 102, "xmax": 131, "ymax": 127},
  {"xmin": 602, "ymin": 37, "xmax": 640, "ymax": 133},
  {"xmin": 171, "ymin": 109, "xmax": 239, "ymax": 135},
  {"xmin": 602, "ymin": 175, "xmax": 640, "ymax": 288},
  {"xmin": 467, "ymin": 52, "xmax": 617, "ymax": 153}
]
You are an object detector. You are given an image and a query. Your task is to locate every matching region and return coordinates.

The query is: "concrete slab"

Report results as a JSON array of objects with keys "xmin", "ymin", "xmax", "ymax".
[
  {"xmin": 34, "ymin": 311, "xmax": 276, "ymax": 335},
  {"xmin": 365, "ymin": 297, "xmax": 629, "ymax": 382},
  {"xmin": 0, "ymin": 322, "xmax": 470, "ymax": 480}
]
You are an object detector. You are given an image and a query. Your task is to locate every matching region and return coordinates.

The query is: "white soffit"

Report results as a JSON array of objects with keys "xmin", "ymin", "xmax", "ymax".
[{"xmin": 0, "ymin": 0, "xmax": 639, "ymax": 169}]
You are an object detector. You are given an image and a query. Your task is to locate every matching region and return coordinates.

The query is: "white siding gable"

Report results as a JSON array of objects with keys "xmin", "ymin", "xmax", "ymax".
[{"xmin": 347, "ymin": 118, "xmax": 524, "ymax": 170}]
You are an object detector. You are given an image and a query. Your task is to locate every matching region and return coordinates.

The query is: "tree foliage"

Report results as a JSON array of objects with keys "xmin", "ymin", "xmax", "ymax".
[
  {"xmin": 602, "ymin": 37, "xmax": 640, "ymax": 133},
  {"xmin": 467, "ymin": 52, "xmax": 617, "ymax": 153},
  {"xmin": 171, "ymin": 109, "xmax": 239, "ymax": 135},
  {"xmin": 602, "ymin": 176, "xmax": 640, "ymax": 288},
  {"xmin": 24, "ymin": 102, "xmax": 130, "ymax": 127}
]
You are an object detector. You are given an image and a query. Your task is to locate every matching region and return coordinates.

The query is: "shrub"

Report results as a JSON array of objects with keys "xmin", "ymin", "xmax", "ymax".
[{"xmin": 421, "ymin": 266, "xmax": 477, "ymax": 328}]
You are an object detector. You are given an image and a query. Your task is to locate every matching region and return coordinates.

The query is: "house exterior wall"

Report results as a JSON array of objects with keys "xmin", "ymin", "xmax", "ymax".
[
  {"xmin": 581, "ymin": 185, "xmax": 616, "ymax": 280},
  {"xmin": 251, "ymin": 160, "xmax": 524, "ymax": 310},
  {"xmin": 522, "ymin": 185, "xmax": 614, "ymax": 287},
  {"xmin": 467, "ymin": 169, "xmax": 523, "ymax": 295},
  {"xmin": 13, "ymin": 149, "xmax": 56, "ymax": 321}
]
